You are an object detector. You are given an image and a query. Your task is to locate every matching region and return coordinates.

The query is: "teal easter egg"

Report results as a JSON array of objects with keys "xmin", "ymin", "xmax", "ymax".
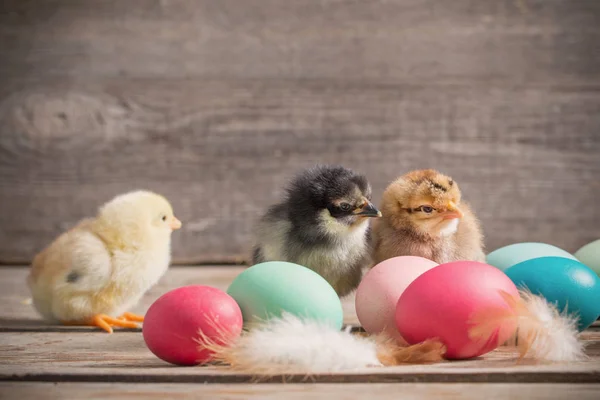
[
  {"xmin": 575, "ymin": 239, "xmax": 600, "ymax": 276},
  {"xmin": 504, "ymin": 256, "xmax": 600, "ymax": 331},
  {"xmin": 486, "ymin": 242, "xmax": 577, "ymax": 271},
  {"xmin": 227, "ymin": 261, "xmax": 344, "ymax": 330}
]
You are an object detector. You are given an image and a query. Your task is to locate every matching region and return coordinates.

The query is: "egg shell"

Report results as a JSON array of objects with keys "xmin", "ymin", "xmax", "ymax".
[
  {"xmin": 486, "ymin": 242, "xmax": 577, "ymax": 271},
  {"xmin": 396, "ymin": 261, "xmax": 519, "ymax": 359},
  {"xmin": 504, "ymin": 256, "xmax": 600, "ymax": 331},
  {"xmin": 227, "ymin": 261, "xmax": 344, "ymax": 330},
  {"xmin": 574, "ymin": 239, "xmax": 600, "ymax": 276},
  {"xmin": 142, "ymin": 285, "xmax": 243, "ymax": 366},
  {"xmin": 355, "ymin": 256, "xmax": 438, "ymax": 341}
]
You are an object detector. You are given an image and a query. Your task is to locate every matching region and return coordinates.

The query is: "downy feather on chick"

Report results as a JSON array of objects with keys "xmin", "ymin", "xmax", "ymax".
[
  {"xmin": 251, "ymin": 165, "xmax": 382, "ymax": 297},
  {"xmin": 371, "ymin": 169, "xmax": 485, "ymax": 265},
  {"xmin": 26, "ymin": 190, "xmax": 182, "ymax": 333}
]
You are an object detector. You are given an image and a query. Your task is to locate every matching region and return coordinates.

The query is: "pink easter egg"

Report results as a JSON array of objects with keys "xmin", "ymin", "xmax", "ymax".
[
  {"xmin": 355, "ymin": 256, "xmax": 438, "ymax": 341},
  {"xmin": 396, "ymin": 261, "xmax": 519, "ymax": 359},
  {"xmin": 143, "ymin": 285, "xmax": 243, "ymax": 366}
]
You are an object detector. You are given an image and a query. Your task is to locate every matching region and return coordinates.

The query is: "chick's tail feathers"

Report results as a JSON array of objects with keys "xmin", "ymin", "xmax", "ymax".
[
  {"xmin": 196, "ymin": 313, "xmax": 445, "ymax": 376},
  {"xmin": 469, "ymin": 289, "xmax": 587, "ymax": 363}
]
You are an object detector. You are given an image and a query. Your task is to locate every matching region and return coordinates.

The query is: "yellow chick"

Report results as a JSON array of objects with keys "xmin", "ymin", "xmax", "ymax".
[
  {"xmin": 26, "ymin": 190, "xmax": 182, "ymax": 333},
  {"xmin": 371, "ymin": 169, "xmax": 485, "ymax": 265}
]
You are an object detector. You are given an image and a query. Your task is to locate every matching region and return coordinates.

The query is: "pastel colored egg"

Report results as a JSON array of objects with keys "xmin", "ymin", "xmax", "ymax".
[
  {"xmin": 396, "ymin": 261, "xmax": 519, "ymax": 360},
  {"xmin": 504, "ymin": 256, "xmax": 600, "ymax": 331},
  {"xmin": 574, "ymin": 239, "xmax": 600, "ymax": 276},
  {"xmin": 486, "ymin": 242, "xmax": 577, "ymax": 271},
  {"xmin": 355, "ymin": 256, "xmax": 438, "ymax": 341},
  {"xmin": 142, "ymin": 285, "xmax": 243, "ymax": 366},
  {"xmin": 227, "ymin": 261, "xmax": 344, "ymax": 330}
]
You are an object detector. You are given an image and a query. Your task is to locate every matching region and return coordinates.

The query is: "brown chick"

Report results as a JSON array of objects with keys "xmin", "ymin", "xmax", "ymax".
[
  {"xmin": 27, "ymin": 190, "xmax": 182, "ymax": 333},
  {"xmin": 371, "ymin": 169, "xmax": 485, "ymax": 265}
]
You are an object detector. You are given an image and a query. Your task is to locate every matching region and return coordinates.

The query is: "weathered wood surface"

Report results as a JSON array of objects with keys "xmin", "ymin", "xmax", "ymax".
[
  {"xmin": 2, "ymin": 383, "xmax": 600, "ymax": 400},
  {"xmin": 0, "ymin": 266, "xmax": 599, "ymax": 386},
  {"xmin": 0, "ymin": 0, "xmax": 599, "ymax": 264},
  {"xmin": 1, "ymin": 0, "xmax": 599, "ymax": 84},
  {"xmin": 0, "ymin": 331, "xmax": 599, "ymax": 384},
  {"xmin": 1, "ymin": 81, "xmax": 599, "ymax": 264}
]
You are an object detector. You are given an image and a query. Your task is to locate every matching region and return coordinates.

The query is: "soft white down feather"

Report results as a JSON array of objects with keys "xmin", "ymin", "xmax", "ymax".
[
  {"xmin": 515, "ymin": 290, "xmax": 587, "ymax": 362},
  {"xmin": 469, "ymin": 289, "xmax": 587, "ymax": 363},
  {"xmin": 226, "ymin": 314, "xmax": 382, "ymax": 373},
  {"xmin": 196, "ymin": 313, "xmax": 446, "ymax": 376}
]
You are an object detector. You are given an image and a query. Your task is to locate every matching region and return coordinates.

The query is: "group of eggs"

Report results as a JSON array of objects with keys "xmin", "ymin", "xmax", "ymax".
[
  {"xmin": 358, "ymin": 240, "xmax": 600, "ymax": 360},
  {"xmin": 142, "ymin": 239, "xmax": 600, "ymax": 366}
]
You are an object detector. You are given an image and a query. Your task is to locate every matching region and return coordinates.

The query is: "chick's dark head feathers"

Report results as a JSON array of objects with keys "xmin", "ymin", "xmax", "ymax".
[{"xmin": 284, "ymin": 165, "xmax": 381, "ymax": 229}]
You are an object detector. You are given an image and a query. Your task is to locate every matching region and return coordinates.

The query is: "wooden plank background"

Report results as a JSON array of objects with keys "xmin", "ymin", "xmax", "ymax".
[{"xmin": 0, "ymin": 0, "xmax": 599, "ymax": 264}]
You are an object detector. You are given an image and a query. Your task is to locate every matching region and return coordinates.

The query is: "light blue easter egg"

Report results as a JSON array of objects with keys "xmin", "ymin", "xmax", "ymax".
[
  {"xmin": 227, "ymin": 261, "xmax": 344, "ymax": 330},
  {"xmin": 505, "ymin": 256, "xmax": 600, "ymax": 331},
  {"xmin": 574, "ymin": 239, "xmax": 600, "ymax": 276},
  {"xmin": 486, "ymin": 242, "xmax": 577, "ymax": 271}
]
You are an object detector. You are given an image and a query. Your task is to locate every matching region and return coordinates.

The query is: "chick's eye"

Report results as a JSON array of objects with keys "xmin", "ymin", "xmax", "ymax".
[
  {"xmin": 161, "ymin": 215, "xmax": 167, "ymax": 221},
  {"xmin": 420, "ymin": 206, "xmax": 434, "ymax": 213},
  {"xmin": 339, "ymin": 203, "xmax": 352, "ymax": 212}
]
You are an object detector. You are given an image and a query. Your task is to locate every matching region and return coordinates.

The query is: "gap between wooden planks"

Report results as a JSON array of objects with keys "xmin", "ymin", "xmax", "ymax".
[
  {"xmin": 0, "ymin": 329, "xmax": 599, "ymax": 384},
  {"xmin": 0, "ymin": 266, "xmax": 599, "ymax": 385},
  {"xmin": 1, "ymin": 383, "xmax": 599, "ymax": 400}
]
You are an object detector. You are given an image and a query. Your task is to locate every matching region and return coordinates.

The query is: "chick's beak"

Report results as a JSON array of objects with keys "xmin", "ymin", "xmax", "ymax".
[
  {"xmin": 170, "ymin": 216, "xmax": 182, "ymax": 230},
  {"xmin": 353, "ymin": 200, "xmax": 382, "ymax": 218},
  {"xmin": 442, "ymin": 201, "xmax": 464, "ymax": 220}
]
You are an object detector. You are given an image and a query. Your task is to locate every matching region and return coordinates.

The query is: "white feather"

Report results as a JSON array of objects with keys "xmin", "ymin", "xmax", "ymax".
[
  {"xmin": 518, "ymin": 291, "xmax": 587, "ymax": 362},
  {"xmin": 198, "ymin": 315, "xmax": 447, "ymax": 375},
  {"xmin": 227, "ymin": 314, "xmax": 382, "ymax": 373}
]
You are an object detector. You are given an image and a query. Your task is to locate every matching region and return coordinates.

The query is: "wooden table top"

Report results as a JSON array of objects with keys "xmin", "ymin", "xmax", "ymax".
[{"xmin": 1, "ymin": 266, "xmax": 599, "ymax": 399}]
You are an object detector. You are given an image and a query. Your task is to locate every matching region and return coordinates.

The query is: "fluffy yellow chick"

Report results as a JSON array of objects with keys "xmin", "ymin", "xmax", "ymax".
[
  {"xmin": 26, "ymin": 190, "xmax": 182, "ymax": 333},
  {"xmin": 371, "ymin": 169, "xmax": 485, "ymax": 265}
]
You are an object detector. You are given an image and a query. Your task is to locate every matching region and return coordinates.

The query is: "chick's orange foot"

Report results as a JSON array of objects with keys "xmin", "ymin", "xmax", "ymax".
[
  {"xmin": 61, "ymin": 314, "xmax": 140, "ymax": 333},
  {"xmin": 92, "ymin": 314, "xmax": 139, "ymax": 333},
  {"xmin": 118, "ymin": 312, "xmax": 145, "ymax": 322}
]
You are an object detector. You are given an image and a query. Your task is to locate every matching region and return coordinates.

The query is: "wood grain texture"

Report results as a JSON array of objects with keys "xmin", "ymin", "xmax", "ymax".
[
  {"xmin": 2, "ymin": 383, "xmax": 600, "ymax": 400},
  {"xmin": 1, "ymin": 0, "xmax": 599, "ymax": 84},
  {"xmin": 0, "ymin": 331, "xmax": 599, "ymax": 383},
  {"xmin": 0, "ymin": 266, "xmax": 599, "ymax": 386},
  {"xmin": 0, "ymin": 0, "xmax": 599, "ymax": 263},
  {"xmin": 1, "ymin": 80, "xmax": 599, "ymax": 263}
]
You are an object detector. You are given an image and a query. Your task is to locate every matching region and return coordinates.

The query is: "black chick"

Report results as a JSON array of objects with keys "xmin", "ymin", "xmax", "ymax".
[{"xmin": 251, "ymin": 165, "xmax": 382, "ymax": 297}]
